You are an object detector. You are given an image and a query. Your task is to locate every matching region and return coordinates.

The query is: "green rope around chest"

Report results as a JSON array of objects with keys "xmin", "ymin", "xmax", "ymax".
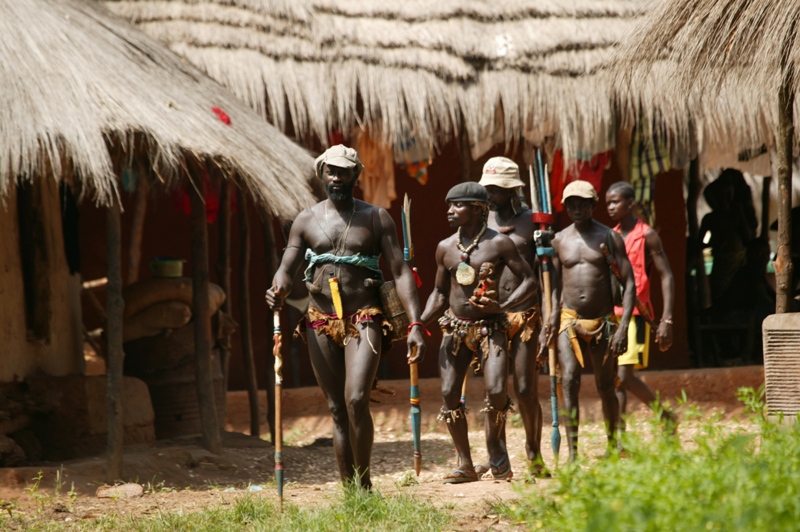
[{"xmin": 303, "ymin": 248, "xmax": 383, "ymax": 281}]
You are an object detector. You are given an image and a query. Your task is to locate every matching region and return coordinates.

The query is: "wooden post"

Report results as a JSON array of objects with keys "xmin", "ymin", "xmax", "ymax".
[
  {"xmin": 216, "ymin": 178, "xmax": 232, "ymax": 422},
  {"xmin": 237, "ymin": 188, "xmax": 260, "ymax": 437},
  {"xmin": 261, "ymin": 211, "xmax": 279, "ymax": 443},
  {"xmin": 126, "ymin": 169, "xmax": 148, "ymax": 284},
  {"xmin": 105, "ymin": 200, "xmax": 125, "ymax": 482},
  {"xmin": 776, "ymin": 72, "xmax": 795, "ymax": 314},
  {"xmin": 190, "ymin": 171, "xmax": 222, "ymax": 454},
  {"xmin": 685, "ymin": 123, "xmax": 710, "ymax": 365}
]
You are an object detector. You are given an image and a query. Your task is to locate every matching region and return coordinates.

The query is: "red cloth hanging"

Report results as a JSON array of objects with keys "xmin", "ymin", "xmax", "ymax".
[{"xmin": 549, "ymin": 150, "xmax": 611, "ymax": 212}]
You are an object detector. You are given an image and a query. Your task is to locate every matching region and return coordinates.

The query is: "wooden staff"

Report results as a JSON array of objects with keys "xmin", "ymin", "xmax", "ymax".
[
  {"xmin": 272, "ymin": 310, "xmax": 284, "ymax": 512},
  {"xmin": 403, "ymin": 194, "xmax": 422, "ymax": 475},
  {"xmin": 531, "ymin": 148, "xmax": 561, "ymax": 462}
]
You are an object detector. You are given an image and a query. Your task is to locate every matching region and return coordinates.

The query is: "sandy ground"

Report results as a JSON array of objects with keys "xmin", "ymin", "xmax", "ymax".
[{"xmin": 0, "ymin": 367, "xmax": 764, "ymax": 530}]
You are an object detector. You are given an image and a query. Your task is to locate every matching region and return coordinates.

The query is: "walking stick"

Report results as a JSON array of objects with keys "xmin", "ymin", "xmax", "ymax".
[
  {"xmin": 272, "ymin": 310, "xmax": 284, "ymax": 512},
  {"xmin": 530, "ymin": 152, "xmax": 561, "ymax": 463},
  {"xmin": 402, "ymin": 195, "xmax": 422, "ymax": 475}
]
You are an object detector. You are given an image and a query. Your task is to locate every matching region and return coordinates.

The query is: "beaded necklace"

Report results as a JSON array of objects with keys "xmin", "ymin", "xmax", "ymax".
[{"xmin": 455, "ymin": 222, "xmax": 486, "ymax": 285}]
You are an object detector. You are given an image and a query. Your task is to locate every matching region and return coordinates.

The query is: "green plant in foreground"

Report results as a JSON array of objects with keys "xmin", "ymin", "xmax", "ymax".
[
  {"xmin": 498, "ymin": 387, "xmax": 800, "ymax": 531},
  {"xmin": 0, "ymin": 482, "xmax": 452, "ymax": 532}
]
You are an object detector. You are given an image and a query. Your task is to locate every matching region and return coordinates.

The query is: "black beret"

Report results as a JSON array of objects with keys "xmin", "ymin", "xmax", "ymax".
[{"xmin": 445, "ymin": 182, "xmax": 488, "ymax": 203}]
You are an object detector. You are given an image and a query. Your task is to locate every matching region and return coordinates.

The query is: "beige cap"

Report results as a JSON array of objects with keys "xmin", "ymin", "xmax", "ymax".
[
  {"xmin": 314, "ymin": 145, "xmax": 363, "ymax": 179},
  {"xmin": 479, "ymin": 157, "xmax": 525, "ymax": 189},
  {"xmin": 561, "ymin": 180, "xmax": 599, "ymax": 203}
]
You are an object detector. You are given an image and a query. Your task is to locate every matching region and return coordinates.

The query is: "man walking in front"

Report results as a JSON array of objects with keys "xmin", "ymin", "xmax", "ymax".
[
  {"xmin": 421, "ymin": 182, "xmax": 538, "ymax": 483},
  {"xmin": 265, "ymin": 145, "xmax": 426, "ymax": 489},
  {"xmin": 541, "ymin": 180, "xmax": 635, "ymax": 461}
]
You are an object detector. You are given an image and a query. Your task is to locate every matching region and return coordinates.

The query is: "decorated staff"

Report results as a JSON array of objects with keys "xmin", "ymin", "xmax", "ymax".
[
  {"xmin": 272, "ymin": 310, "xmax": 284, "ymax": 511},
  {"xmin": 402, "ymin": 194, "xmax": 423, "ymax": 476},
  {"xmin": 531, "ymin": 149, "xmax": 561, "ymax": 463}
]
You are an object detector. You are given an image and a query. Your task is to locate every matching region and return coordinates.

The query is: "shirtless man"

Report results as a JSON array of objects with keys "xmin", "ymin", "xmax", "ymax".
[
  {"xmin": 420, "ymin": 181, "xmax": 538, "ymax": 483},
  {"xmin": 265, "ymin": 145, "xmax": 426, "ymax": 489},
  {"xmin": 473, "ymin": 157, "xmax": 546, "ymax": 478},
  {"xmin": 541, "ymin": 180, "xmax": 635, "ymax": 461},
  {"xmin": 605, "ymin": 182, "xmax": 676, "ymax": 427}
]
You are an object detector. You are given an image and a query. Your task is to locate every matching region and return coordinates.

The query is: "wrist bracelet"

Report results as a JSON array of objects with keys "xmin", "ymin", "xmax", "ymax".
[
  {"xmin": 408, "ymin": 321, "xmax": 432, "ymax": 336},
  {"xmin": 661, "ymin": 319, "xmax": 673, "ymax": 325}
]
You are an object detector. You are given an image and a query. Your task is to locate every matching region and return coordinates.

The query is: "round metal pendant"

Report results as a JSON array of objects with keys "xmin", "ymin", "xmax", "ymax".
[{"xmin": 456, "ymin": 261, "xmax": 476, "ymax": 285}]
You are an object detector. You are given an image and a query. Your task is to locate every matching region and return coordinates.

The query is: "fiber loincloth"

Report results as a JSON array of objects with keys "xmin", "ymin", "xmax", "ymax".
[
  {"xmin": 507, "ymin": 305, "xmax": 541, "ymax": 343},
  {"xmin": 296, "ymin": 305, "xmax": 392, "ymax": 354}
]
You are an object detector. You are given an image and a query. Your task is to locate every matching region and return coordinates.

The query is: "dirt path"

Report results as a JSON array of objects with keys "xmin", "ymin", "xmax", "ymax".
[{"xmin": 0, "ymin": 368, "xmax": 763, "ymax": 530}]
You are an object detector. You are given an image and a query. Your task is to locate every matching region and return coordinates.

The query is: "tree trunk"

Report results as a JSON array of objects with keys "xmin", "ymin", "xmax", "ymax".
[
  {"xmin": 238, "ymin": 189, "xmax": 260, "ymax": 437},
  {"xmin": 190, "ymin": 173, "xmax": 222, "ymax": 454},
  {"xmin": 776, "ymin": 75, "xmax": 794, "ymax": 313},
  {"xmin": 106, "ymin": 201, "xmax": 125, "ymax": 482}
]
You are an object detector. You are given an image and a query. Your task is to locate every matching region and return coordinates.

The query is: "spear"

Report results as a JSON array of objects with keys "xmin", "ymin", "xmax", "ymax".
[
  {"xmin": 403, "ymin": 194, "xmax": 422, "ymax": 476},
  {"xmin": 272, "ymin": 310, "xmax": 284, "ymax": 511},
  {"xmin": 531, "ymin": 148, "xmax": 561, "ymax": 464}
]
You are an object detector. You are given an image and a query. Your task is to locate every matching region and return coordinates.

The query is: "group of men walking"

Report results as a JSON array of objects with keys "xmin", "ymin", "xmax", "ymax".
[{"xmin": 266, "ymin": 145, "xmax": 675, "ymax": 488}]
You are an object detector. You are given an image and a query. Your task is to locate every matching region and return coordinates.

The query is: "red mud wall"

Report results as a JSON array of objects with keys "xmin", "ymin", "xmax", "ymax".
[{"xmin": 79, "ymin": 143, "xmax": 689, "ymax": 390}]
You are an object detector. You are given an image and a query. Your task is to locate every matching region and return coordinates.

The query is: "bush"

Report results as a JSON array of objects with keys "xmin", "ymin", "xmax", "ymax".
[{"xmin": 499, "ymin": 387, "xmax": 800, "ymax": 531}]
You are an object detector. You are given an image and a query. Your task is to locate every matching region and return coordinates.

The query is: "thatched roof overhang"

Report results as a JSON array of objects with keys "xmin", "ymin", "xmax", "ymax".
[
  {"xmin": 1, "ymin": 0, "xmax": 316, "ymax": 219},
  {"xmin": 105, "ymin": 0, "xmax": 649, "ymax": 159},
  {"xmin": 612, "ymin": 0, "xmax": 800, "ymax": 156}
]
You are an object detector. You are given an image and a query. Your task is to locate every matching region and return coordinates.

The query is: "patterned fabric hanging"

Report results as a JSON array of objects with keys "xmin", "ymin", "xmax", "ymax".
[{"xmin": 629, "ymin": 120, "xmax": 671, "ymax": 225}]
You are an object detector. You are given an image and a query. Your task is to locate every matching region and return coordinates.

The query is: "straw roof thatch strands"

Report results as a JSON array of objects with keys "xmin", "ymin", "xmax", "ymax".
[
  {"xmin": 612, "ymin": 0, "xmax": 800, "ymax": 155},
  {"xmin": 612, "ymin": 0, "xmax": 799, "ymax": 312},
  {"xmin": 105, "ymin": 0, "xmax": 649, "ymax": 159},
  {"xmin": 0, "ymin": 0, "xmax": 316, "ymax": 219}
]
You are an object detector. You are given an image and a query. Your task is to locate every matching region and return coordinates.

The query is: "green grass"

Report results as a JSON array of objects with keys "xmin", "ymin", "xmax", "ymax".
[
  {"xmin": 0, "ymin": 481, "xmax": 451, "ymax": 532},
  {"xmin": 498, "ymin": 387, "xmax": 800, "ymax": 531}
]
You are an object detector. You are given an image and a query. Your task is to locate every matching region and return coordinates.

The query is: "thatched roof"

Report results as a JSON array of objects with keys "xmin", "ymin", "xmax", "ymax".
[
  {"xmin": 104, "ymin": 0, "xmax": 649, "ymax": 159},
  {"xmin": 1, "ymin": 0, "xmax": 316, "ymax": 218},
  {"xmin": 612, "ymin": 0, "xmax": 800, "ymax": 155}
]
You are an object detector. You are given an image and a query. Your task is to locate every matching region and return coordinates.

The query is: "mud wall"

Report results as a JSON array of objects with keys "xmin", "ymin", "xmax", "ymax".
[{"xmin": 0, "ymin": 178, "xmax": 83, "ymax": 383}]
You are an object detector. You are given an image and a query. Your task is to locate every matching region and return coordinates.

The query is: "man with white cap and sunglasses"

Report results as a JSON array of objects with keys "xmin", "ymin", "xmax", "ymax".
[
  {"xmin": 266, "ymin": 145, "xmax": 426, "ymax": 489},
  {"xmin": 540, "ymin": 180, "xmax": 635, "ymax": 461},
  {"xmin": 476, "ymin": 156, "xmax": 548, "ymax": 478}
]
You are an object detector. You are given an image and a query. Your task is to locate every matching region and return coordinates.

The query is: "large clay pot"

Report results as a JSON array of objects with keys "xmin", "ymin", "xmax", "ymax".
[{"xmin": 124, "ymin": 323, "xmax": 225, "ymax": 439}]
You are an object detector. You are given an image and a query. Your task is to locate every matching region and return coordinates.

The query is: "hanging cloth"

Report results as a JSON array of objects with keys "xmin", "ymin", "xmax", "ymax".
[
  {"xmin": 549, "ymin": 150, "xmax": 611, "ymax": 212},
  {"xmin": 356, "ymin": 128, "xmax": 397, "ymax": 209},
  {"xmin": 629, "ymin": 120, "xmax": 671, "ymax": 225}
]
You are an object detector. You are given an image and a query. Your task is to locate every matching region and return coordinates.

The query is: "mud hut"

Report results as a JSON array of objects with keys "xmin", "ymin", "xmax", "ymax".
[
  {"xmin": 612, "ymin": 0, "xmax": 799, "ymax": 313},
  {"xmin": 0, "ymin": 0, "xmax": 315, "ymax": 473}
]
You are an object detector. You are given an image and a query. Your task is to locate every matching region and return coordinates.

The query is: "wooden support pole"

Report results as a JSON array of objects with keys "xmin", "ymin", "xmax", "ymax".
[
  {"xmin": 216, "ymin": 179, "xmax": 232, "ymax": 423},
  {"xmin": 776, "ymin": 74, "xmax": 794, "ymax": 314},
  {"xmin": 190, "ymin": 172, "xmax": 222, "ymax": 454},
  {"xmin": 459, "ymin": 121, "xmax": 472, "ymax": 182},
  {"xmin": 126, "ymin": 170, "xmax": 148, "ymax": 284},
  {"xmin": 237, "ymin": 188, "xmax": 260, "ymax": 437},
  {"xmin": 105, "ymin": 200, "xmax": 125, "ymax": 483}
]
